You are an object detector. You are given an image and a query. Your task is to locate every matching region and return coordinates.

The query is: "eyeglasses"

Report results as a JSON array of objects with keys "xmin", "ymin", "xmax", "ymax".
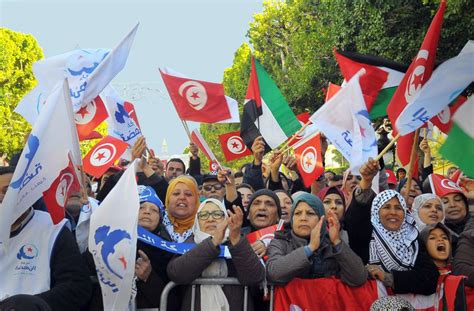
[
  {"xmin": 197, "ymin": 210, "xmax": 225, "ymax": 220},
  {"xmin": 203, "ymin": 183, "xmax": 224, "ymax": 191}
]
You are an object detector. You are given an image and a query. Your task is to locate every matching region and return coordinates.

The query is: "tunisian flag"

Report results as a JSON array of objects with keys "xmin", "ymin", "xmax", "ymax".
[
  {"xmin": 83, "ymin": 136, "xmax": 128, "ymax": 178},
  {"xmin": 160, "ymin": 68, "xmax": 231, "ymax": 123},
  {"xmin": 219, "ymin": 131, "xmax": 251, "ymax": 161},
  {"xmin": 293, "ymin": 132, "xmax": 324, "ymax": 188},
  {"xmin": 43, "ymin": 155, "xmax": 81, "ymax": 224},
  {"xmin": 74, "ymin": 96, "xmax": 108, "ymax": 141},
  {"xmin": 387, "ymin": 0, "xmax": 446, "ymax": 166}
]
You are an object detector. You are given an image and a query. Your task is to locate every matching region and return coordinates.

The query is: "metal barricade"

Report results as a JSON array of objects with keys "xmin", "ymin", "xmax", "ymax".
[{"xmin": 159, "ymin": 277, "xmax": 250, "ymax": 311}]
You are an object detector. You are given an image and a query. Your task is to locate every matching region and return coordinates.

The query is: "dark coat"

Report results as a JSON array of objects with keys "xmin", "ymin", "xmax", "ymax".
[
  {"xmin": 167, "ymin": 236, "xmax": 265, "ymax": 311},
  {"xmin": 453, "ymin": 221, "xmax": 474, "ymax": 287}
]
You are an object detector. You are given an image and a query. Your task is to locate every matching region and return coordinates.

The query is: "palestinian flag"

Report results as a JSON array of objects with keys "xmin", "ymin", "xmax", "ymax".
[
  {"xmin": 240, "ymin": 57, "xmax": 301, "ymax": 152},
  {"xmin": 335, "ymin": 50, "xmax": 407, "ymax": 120},
  {"xmin": 440, "ymin": 97, "xmax": 474, "ymax": 177}
]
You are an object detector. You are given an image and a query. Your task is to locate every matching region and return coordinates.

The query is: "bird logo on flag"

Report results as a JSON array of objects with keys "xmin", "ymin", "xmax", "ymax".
[
  {"xmin": 301, "ymin": 147, "xmax": 317, "ymax": 174},
  {"xmin": 11, "ymin": 134, "xmax": 41, "ymax": 190},
  {"xmin": 227, "ymin": 136, "xmax": 247, "ymax": 155},
  {"xmin": 178, "ymin": 81, "xmax": 208, "ymax": 110},
  {"xmin": 90, "ymin": 143, "xmax": 117, "ymax": 167},
  {"xmin": 94, "ymin": 225, "xmax": 131, "ymax": 280},
  {"xmin": 17, "ymin": 244, "xmax": 39, "ymax": 260}
]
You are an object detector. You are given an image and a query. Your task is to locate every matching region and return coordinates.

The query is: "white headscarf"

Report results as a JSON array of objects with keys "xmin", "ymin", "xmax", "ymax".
[
  {"xmin": 411, "ymin": 193, "xmax": 445, "ymax": 231},
  {"xmin": 369, "ymin": 190, "xmax": 419, "ymax": 272},
  {"xmin": 192, "ymin": 198, "xmax": 230, "ymax": 311}
]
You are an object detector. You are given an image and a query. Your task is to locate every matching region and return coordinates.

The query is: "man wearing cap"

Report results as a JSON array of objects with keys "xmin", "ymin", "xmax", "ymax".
[
  {"xmin": 385, "ymin": 169, "xmax": 398, "ymax": 190},
  {"xmin": 0, "ymin": 166, "xmax": 92, "ymax": 310},
  {"xmin": 201, "ymin": 168, "xmax": 243, "ymax": 212}
]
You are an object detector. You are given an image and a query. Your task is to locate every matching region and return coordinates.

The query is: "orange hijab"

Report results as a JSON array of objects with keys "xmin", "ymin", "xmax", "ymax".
[{"xmin": 165, "ymin": 175, "xmax": 200, "ymax": 234}]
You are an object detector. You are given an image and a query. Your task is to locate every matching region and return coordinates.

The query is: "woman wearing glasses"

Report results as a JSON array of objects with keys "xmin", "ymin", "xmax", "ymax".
[{"xmin": 167, "ymin": 198, "xmax": 265, "ymax": 311}]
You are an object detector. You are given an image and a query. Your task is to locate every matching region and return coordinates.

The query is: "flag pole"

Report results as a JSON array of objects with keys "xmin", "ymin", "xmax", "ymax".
[
  {"xmin": 276, "ymin": 120, "xmax": 312, "ymax": 152},
  {"xmin": 180, "ymin": 119, "xmax": 192, "ymax": 140},
  {"xmin": 404, "ymin": 128, "xmax": 420, "ymax": 207},
  {"xmin": 374, "ymin": 133, "xmax": 401, "ymax": 161}
]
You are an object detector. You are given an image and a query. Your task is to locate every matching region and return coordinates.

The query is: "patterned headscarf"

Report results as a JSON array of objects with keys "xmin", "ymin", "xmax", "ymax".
[
  {"xmin": 370, "ymin": 296, "xmax": 414, "ymax": 311},
  {"xmin": 411, "ymin": 193, "xmax": 445, "ymax": 231},
  {"xmin": 369, "ymin": 190, "xmax": 419, "ymax": 272},
  {"xmin": 138, "ymin": 185, "xmax": 164, "ymax": 213},
  {"xmin": 163, "ymin": 175, "xmax": 200, "ymax": 242}
]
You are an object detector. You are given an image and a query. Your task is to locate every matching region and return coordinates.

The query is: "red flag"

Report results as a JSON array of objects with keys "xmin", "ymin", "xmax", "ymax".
[
  {"xmin": 245, "ymin": 57, "xmax": 262, "ymax": 110},
  {"xmin": 334, "ymin": 50, "xmax": 388, "ymax": 111},
  {"xmin": 293, "ymin": 133, "xmax": 324, "ymax": 187},
  {"xmin": 246, "ymin": 225, "xmax": 278, "ymax": 246},
  {"xmin": 191, "ymin": 129, "xmax": 217, "ymax": 162},
  {"xmin": 43, "ymin": 156, "xmax": 80, "ymax": 224},
  {"xmin": 387, "ymin": 1, "xmax": 446, "ymax": 165},
  {"xmin": 428, "ymin": 173, "xmax": 465, "ymax": 197},
  {"xmin": 325, "ymin": 83, "xmax": 342, "ymax": 102},
  {"xmin": 83, "ymin": 136, "xmax": 128, "ymax": 178},
  {"xmin": 81, "ymin": 131, "xmax": 103, "ymax": 141},
  {"xmin": 219, "ymin": 131, "xmax": 252, "ymax": 161},
  {"xmin": 160, "ymin": 69, "xmax": 231, "ymax": 123},
  {"xmin": 430, "ymin": 95, "xmax": 467, "ymax": 134},
  {"xmin": 209, "ymin": 160, "xmax": 219, "ymax": 172},
  {"xmin": 75, "ymin": 96, "xmax": 108, "ymax": 141},
  {"xmin": 124, "ymin": 101, "xmax": 141, "ymax": 130}
]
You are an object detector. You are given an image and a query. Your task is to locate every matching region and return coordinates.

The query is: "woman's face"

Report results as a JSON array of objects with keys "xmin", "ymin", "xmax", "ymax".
[
  {"xmin": 276, "ymin": 192, "xmax": 292, "ymax": 223},
  {"xmin": 379, "ymin": 197, "xmax": 405, "ymax": 231},
  {"xmin": 138, "ymin": 202, "xmax": 160, "ymax": 231},
  {"xmin": 322, "ymin": 193, "xmax": 344, "ymax": 221},
  {"xmin": 400, "ymin": 180, "xmax": 422, "ymax": 207},
  {"xmin": 292, "ymin": 202, "xmax": 319, "ymax": 238},
  {"xmin": 197, "ymin": 202, "xmax": 226, "ymax": 235},
  {"xmin": 238, "ymin": 187, "xmax": 253, "ymax": 211},
  {"xmin": 442, "ymin": 193, "xmax": 467, "ymax": 222},
  {"xmin": 418, "ymin": 199, "xmax": 444, "ymax": 225},
  {"xmin": 425, "ymin": 228, "xmax": 450, "ymax": 262},
  {"xmin": 168, "ymin": 182, "xmax": 197, "ymax": 219}
]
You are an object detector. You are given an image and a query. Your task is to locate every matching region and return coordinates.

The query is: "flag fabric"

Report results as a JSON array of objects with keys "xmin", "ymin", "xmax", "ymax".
[
  {"xmin": 82, "ymin": 131, "xmax": 103, "ymax": 141},
  {"xmin": 309, "ymin": 69, "xmax": 378, "ymax": 174},
  {"xmin": 0, "ymin": 80, "xmax": 81, "ymax": 251},
  {"xmin": 218, "ymin": 131, "xmax": 252, "ymax": 161},
  {"xmin": 123, "ymin": 101, "xmax": 141, "ymax": 130},
  {"xmin": 240, "ymin": 57, "xmax": 301, "ymax": 151},
  {"xmin": 395, "ymin": 41, "xmax": 474, "ymax": 136},
  {"xmin": 440, "ymin": 98, "xmax": 474, "ymax": 177},
  {"xmin": 246, "ymin": 224, "xmax": 278, "ymax": 247},
  {"xmin": 209, "ymin": 160, "xmax": 219, "ymax": 173},
  {"xmin": 293, "ymin": 132, "xmax": 324, "ymax": 187},
  {"xmin": 334, "ymin": 49, "xmax": 388, "ymax": 111},
  {"xmin": 83, "ymin": 136, "xmax": 129, "ymax": 178},
  {"xmin": 102, "ymin": 86, "xmax": 143, "ymax": 147},
  {"xmin": 428, "ymin": 173, "xmax": 465, "ymax": 197},
  {"xmin": 43, "ymin": 155, "xmax": 81, "ymax": 224},
  {"xmin": 431, "ymin": 95, "xmax": 467, "ymax": 134},
  {"xmin": 387, "ymin": 0, "xmax": 446, "ymax": 166},
  {"xmin": 67, "ymin": 23, "xmax": 139, "ymax": 112},
  {"xmin": 75, "ymin": 96, "xmax": 108, "ymax": 141},
  {"xmin": 191, "ymin": 129, "xmax": 218, "ymax": 163},
  {"xmin": 287, "ymin": 112, "xmax": 312, "ymax": 147},
  {"xmin": 325, "ymin": 83, "xmax": 342, "ymax": 102},
  {"xmin": 160, "ymin": 68, "xmax": 233, "ymax": 123},
  {"xmin": 89, "ymin": 160, "xmax": 139, "ymax": 310},
  {"xmin": 333, "ymin": 50, "xmax": 407, "ymax": 120}
]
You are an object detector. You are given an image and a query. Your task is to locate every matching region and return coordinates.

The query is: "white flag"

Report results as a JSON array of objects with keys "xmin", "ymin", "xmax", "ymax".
[
  {"xmin": 89, "ymin": 160, "xmax": 139, "ymax": 311},
  {"xmin": 309, "ymin": 69, "xmax": 377, "ymax": 174},
  {"xmin": 0, "ymin": 80, "xmax": 81, "ymax": 250},
  {"xmin": 396, "ymin": 40, "xmax": 474, "ymax": 135}
]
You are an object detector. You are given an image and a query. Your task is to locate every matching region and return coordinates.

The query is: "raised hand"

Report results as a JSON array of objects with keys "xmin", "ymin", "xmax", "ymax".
[
  {"xmin": 218, "ymin": 167, "xmax": 234, "ymax": 185},
  {"xmin": 326, "ymin": 210, "xmax": 341, "ymax": 246},
  {"xmin": 189, "ymin": 142, "xmax": 199, "ymax": 159},
  {"xmin": 131, "ymin": 136, "xmax": 147, "ymax": 161},
  {"xmin": 251, "ymin": 240, "xmax": 266, "ymax": 259},
  {"xmin": 211, "ymin": 219, "xmax": 228, "ymax": 247},
  {"xmin": 419, "ymin": 138, "xmax": 431, "ymax": 155},
  {"xmin": 135, "ymin": 250, "xmax": 152, "ymax": 282},
  {"xmin": 359, "ymin": 158, "xmax": 380, "ymax": 190},
  {"xmin": 251, "ymin": 136, "xmax": 265, "ymax": 166},
  {"xmin": 227, "ymin": 206, "xmax": 244, "ymax": 245},
  {"xmin": 308, "ymin": 215, "xmax": 325, "ymax": 252},
  {"xmin": 282, "ymin": 153, "xmax": 297, "ymax": 172}
]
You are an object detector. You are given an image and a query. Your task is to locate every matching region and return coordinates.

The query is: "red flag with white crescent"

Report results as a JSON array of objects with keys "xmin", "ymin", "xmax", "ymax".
[
  {"xmin": 43, "ymin": 155, "xmax": 81, "ymax": 224},
  {"xmin": 428, "ymin": 173, "xmax": 465, "ymax": 198},
  {"xmin": 287, "ymin": 112, "xmax": 312, "ymax": 147},
  {"xmin": 293, "ymin": 132, "xmax": 324, "ymax": 187},
  {"xmin": 430, "ymin": 95, "xmax": 467, "ymax": 134},
  {"xmin": 160, "ymin": 68, "xmax": 231, "ymax": 123},
  {"xmin": 209, "ymin": 160, "xmax": 219, "ymax": 173},
  {"xmin": 191, "ymin": 129, "xmax": 217, "ymax": 162},
  {"xmin": 218, "ymin": 131, "xmax": 251, "ymax": 161},
  {"xmin": 124, "ymin": 101, "xmax": 141, "ymax": 130},
  {"xmin": 75, "ymin": 96, "xmax": 108, "ymax": 141},
  {"xmin": 83, "ymin": 136, "xmax": 129, "ymax": 178}
]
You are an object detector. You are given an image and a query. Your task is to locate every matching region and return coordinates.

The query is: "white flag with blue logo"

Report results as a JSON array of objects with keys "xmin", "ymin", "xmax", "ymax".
[
  {"xmin": 89, "ymin": 160, "xmax": 139, "ymax": 311},
  {"xmin": 309, "ymin": 69, "xmax": 378, "ymax": 174},
  {"xmin": 0, "ymin": 80, "xmax": 81, "ymax": 251}
]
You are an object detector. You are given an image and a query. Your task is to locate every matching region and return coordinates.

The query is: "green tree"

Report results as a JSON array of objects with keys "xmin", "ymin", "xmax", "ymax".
[{"xmin": 0, "ymin": 28, "xmax": 43, "ymax": 159}]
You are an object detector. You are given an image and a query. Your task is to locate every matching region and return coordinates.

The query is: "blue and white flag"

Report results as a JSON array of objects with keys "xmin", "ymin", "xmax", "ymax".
[
  {"xmin": 0, "ymin": 80, "xmax": 81, "ymax": 251},
  {"xmin": 396, "ymin": 40, "xmax": 474, "ymax": 136},
  {"xmin": 309, "ymin": 69, "xmax": 378, "ymax": 174},
  {"xmin": 89, "ymin": 160, "xmax": 139, "ymax": 310}
]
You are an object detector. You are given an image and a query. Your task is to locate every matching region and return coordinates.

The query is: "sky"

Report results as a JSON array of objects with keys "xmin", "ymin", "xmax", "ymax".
[{"xmin": 1, "ymin": 0, "xmax": 263, "ymax": 156}]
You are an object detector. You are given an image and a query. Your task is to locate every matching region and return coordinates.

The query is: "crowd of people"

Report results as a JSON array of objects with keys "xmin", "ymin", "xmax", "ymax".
[{"xmin": 1, "ymin": 130, "xmax": 473, "ymax": 311}]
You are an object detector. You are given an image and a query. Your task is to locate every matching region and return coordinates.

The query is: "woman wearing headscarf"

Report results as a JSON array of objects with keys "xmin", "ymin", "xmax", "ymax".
[
  {"xmin": 166, "ymin": 198, "xmax": 265, "ymax": 311},
  {"xmin": 266, "ymin": 193, "xmax": 367, "ymax": 286},
  {"xmin": 274, "ymin": 190, "xmax": 292, "ymax": 224},
  {"xmin": 362, "ymin": 190, "xmax": 438, "ymax": 295},
  {"xmin": 318, "ymin": 186, "xmax": 349, "ymax": 243},
  {"xmin": 162, "ymin": 175, "xmax": 200, "ymax": 242},
  {"xmin": 411, "ymin": 194, "xmax": 445, "ymax": 231},
  {"xmin": 135, "ymin": 185, "xmax": 174, "ymax": 309},
  {"xmin": 397, "ymin": 177, "xmax": 423, "ymax": 209}
]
